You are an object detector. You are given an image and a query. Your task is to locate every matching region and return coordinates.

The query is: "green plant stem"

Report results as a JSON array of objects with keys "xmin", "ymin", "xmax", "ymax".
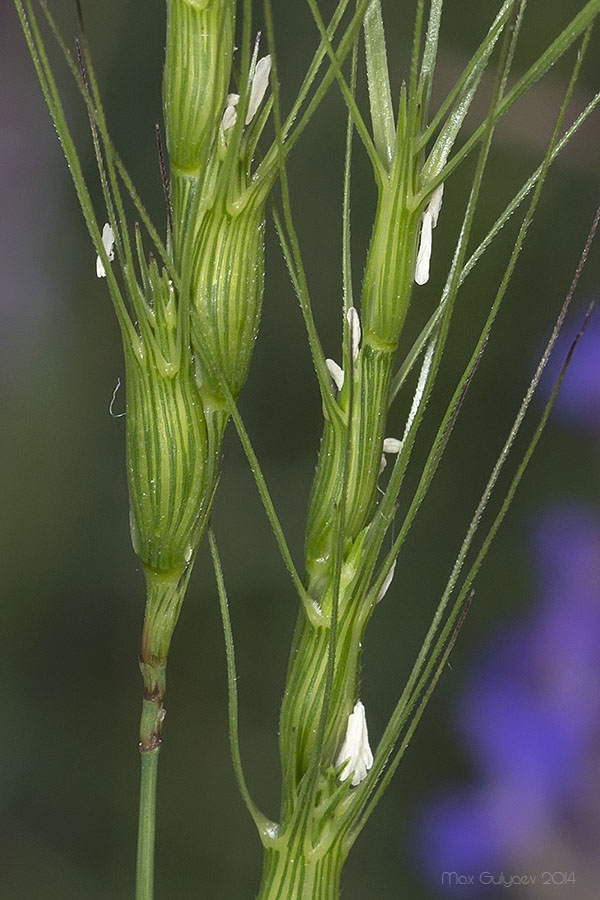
[
  {"xmin": 256, "ymin": 836, "xmax": 348, "ymax": 900},
  {"xmin": 136, "ymin": 672, "xmax": 165, "ymax": 900},
  {"xmin": 134, "ymin": 571, "xmax": 186, "ymax": 900},
  {"xmin": 136, "ymin": 744, "xmax": 160, "ymax": 900}
]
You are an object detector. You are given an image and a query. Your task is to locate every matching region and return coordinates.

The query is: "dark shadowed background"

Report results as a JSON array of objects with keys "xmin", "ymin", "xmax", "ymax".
[{"xmin": 2, "ymin": 2, "xmax": 600, "ymax": 898}]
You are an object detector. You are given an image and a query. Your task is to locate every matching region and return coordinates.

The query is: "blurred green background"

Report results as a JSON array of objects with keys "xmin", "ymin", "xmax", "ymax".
[{"xmin": 2, "ymin": 2, "xmax": 599, "ymax": 898}]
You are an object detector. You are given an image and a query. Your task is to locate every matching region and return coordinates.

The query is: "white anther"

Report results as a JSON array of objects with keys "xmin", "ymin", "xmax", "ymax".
[
  {"xmin": 429, "ymin": 183, "xmax": 444, "ymax": 227},
  {"xmin": 415, "ymin": 183, "xmax": 444, "ymax": 286},
  {"xmin": 246, "ymin": 55, "xmax": 272, "ymax": 124},
  {"xmin": 326, "ymin": 358, "xmax": 345, "ymax": 392},
  {"xmin": 415, "ymin": 210, "xmax": 433, "ymax": 285},
  {"xmin": 376, "ymin": 560, "xmax": 397, "ymax": 603},
  {"xmin": 96, "ymin": 223, "xmax": 115, "ymax": 278},
  {"xmin": 383, "ymin": 437, "xmax": 402, "ymax": 454},
  {"xmin": 347, "ymin": 306, "xmax": 361, "ymax": 363},
  {"xmin": 380, "ymin": 437, "xmax": 402, "ymax": 474},
  {"xmin": 222, "ymin": 103, "xmax": 238, "ymax": 133},
  {"xmin": 336, "ymin": 701, "xmax": 373, "ymax": 787}
]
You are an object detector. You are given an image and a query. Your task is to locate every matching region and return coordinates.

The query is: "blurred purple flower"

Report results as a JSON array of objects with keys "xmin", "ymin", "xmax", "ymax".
[
  {"xmin": 416, "ymin": 504, "xmax": 600, "ymax": 893},
  {"xmin": 533, "ymin": 504, "xmax": 600, "ymax": 597},
  {"xmin": 417, "ymin": 306, "xmax": 600, "ymax": 894},
  {"xmin": 543, "ymin": 309, "xmax": 600, "ymax": 432},
  {"xmin": 418, "ymin": 786, "xmax": 514, "ymax": 896}
]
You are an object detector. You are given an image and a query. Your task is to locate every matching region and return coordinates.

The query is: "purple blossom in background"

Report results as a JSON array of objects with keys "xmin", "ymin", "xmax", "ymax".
[
  {"xmin": 416, "ymin": 317, "xmax": 600, "ymax": 897},
  {"xmin": 542, "ymin": 308, "xmax": 600, "ymax": 433},
  {"xmin": 417, "ymin": 505, "xmax": 600, "ymax": 896}
]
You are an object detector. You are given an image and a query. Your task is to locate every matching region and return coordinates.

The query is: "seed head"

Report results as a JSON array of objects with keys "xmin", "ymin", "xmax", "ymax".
[{"xmin": 163, "ymin": 0, "xmax": 236, "ymax": 174}]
